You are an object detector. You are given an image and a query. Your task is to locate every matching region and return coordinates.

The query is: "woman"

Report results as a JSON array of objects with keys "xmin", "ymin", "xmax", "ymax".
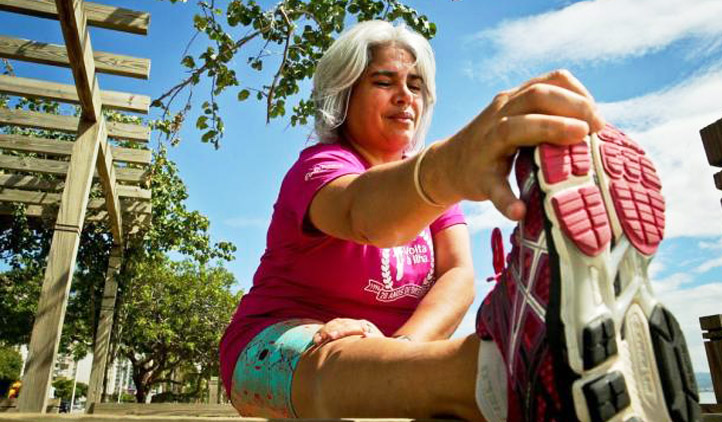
[{"xmin": 221, "ymin": 20, "xmax": 697, "ymax": 422}]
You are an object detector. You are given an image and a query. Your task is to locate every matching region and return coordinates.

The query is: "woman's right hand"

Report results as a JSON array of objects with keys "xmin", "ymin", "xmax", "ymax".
[
  {"xmin": 429, "ymin": 69, "xmax": 606, "ymax": 221},
  {"xmin": 312, "ymin": 318, "xmax": 385, "ymax": 345}
]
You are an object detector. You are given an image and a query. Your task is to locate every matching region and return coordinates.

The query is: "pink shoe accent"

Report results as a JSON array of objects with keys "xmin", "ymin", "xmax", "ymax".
[
  {"xmin": 599, "ymin": 125, "xmax": 665, "ymax": 255},
  {"xmin": 551, "ymin": 186, "xmax": 612, "ymax": 256},
  {"xmin": 539, "ymin": 143, "xmax": 591, "ymax": 184},
  {"xmin": 475, "ymin": 123, "xmax": 698, "ymax": 422}
]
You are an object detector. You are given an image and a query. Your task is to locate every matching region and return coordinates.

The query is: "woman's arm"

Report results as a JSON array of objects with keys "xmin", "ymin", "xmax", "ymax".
[
  {"xmin": 391, "ymin": 224, "xmax": 475, "ymax": 341},
  {"xmin": 309, "ymin": 157, "xmax": 444, "ymax": 248},
  {"xmin": 309, "ymin": 70, "xmax": 605, "ymax": 248}
]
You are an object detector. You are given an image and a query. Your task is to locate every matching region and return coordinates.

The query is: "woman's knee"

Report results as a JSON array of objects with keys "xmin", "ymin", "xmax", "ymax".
[{"xmin": 291, "ymin": 336, "xmax": 365, "ymax": 417}]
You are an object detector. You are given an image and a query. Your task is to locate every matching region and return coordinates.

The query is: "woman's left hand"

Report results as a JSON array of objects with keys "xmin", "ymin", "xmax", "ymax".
[
  {"xmin": 430, "ymin": 69, "xmax": 606, "ymax": 221},
  {"xmin": 312, "ymin": 318, "xmax": 385, "ymax": 345}
]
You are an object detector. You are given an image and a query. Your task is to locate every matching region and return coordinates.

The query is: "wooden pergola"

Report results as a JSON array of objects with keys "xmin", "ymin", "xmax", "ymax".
[
  {"xmin": 700, "ymin": 119, "xmax": 722, "ymax": 415},
  {"xmin": 0, "ymin": 0, "xmax": 152, "ymax": 413}
]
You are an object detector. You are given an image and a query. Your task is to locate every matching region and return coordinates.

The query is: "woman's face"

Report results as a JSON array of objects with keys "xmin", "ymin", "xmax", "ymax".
[{"xmin": 343, "ymin": 44, "xmax": 424, "ymax": 162}]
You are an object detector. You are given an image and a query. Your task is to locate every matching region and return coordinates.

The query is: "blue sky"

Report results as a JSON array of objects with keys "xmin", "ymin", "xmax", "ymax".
[{"xmin": 4, "ymin": 0, "xmax": 722, "ymax": 375}]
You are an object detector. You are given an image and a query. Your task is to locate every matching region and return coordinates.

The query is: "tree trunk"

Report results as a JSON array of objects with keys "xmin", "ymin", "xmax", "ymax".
[{"xmin": 132, "ymin": 366, "xmax": 152, "ymax": 403}]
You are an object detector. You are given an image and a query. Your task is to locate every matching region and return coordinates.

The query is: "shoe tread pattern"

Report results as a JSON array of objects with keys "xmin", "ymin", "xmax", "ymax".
[
  {"xmin": 540, "ymin": 143, "xmax": 592, "ymax": 184},
  {"xmin": 598, "ymin": 125, "xmax": 665, "ymax": 255},
  {"xmin": 649, "ymin": 305, "xmax": 701, "ymax": 422},
  {"xmin": 583, "ymin": 371, "xmax": 631, "ymax": 422},
  {"xmin": 583, "ymin": 317, "xmax": 618, "ymax": 369},
  {"xmin": 551, "ymin": 186, "xmax": 612, "ymax": 256}
]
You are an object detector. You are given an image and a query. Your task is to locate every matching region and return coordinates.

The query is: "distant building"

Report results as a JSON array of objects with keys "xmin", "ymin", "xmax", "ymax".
[{"xmin": 104, "ymin": 358, "xmax": 133, "ymax": 397}]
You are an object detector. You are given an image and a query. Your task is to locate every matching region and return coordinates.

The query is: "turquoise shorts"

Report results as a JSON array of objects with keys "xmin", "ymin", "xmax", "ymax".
[{"xmin": 230, "ymin": 319, "xmax": 322, "ymax": 417}]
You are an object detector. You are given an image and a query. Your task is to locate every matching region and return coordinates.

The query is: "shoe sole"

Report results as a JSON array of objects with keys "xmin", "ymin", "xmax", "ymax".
[{"xmin": 534, "ymin": 126, "xmax": 700, "ymax": 422}]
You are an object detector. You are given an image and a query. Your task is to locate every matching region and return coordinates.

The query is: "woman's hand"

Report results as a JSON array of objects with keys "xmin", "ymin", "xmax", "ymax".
[
  {"xmin": 432, "ymin": 69, "xmax": 606, "ymax": 221},
  {"xmin": 312, "ymin": 318, "xmax": 385, "ymax": 345}
]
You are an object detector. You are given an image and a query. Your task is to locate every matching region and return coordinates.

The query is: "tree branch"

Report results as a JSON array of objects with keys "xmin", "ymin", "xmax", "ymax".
[
  {"xmin": 266, "ymin": 6, "xmax": 295, "ymax": 123},
  {"xmin": 153, "ymin": 31, "xmax": 263, "ymax": 109}
]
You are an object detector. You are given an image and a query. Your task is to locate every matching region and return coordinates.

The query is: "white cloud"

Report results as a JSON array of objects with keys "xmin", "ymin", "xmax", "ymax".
[
  {"xmin": 598, "ymin": 66, "xmax": 722, "ymax": 237},
  {"xmin": 599, "ymin": 66, "xmax": 722, "ymax": 131},
  {"xmin": 465, "ymin": 201, "xmax": 516, "ymax": 233},
  {"xmin": 651, "ymin": 271, "xmax": 695, "ymax": 295},
  {"xmin": 473, "ymin": 0, "xmax": 722, "ymax": 77},
  {"xmin": 696, "ymin": 256, "xmax": 722, "ymax": 274},
  {"xmin": 463, "ymin": 66, "xmax": 722, "ymax": 238},
  {"xmin": 223, "ymin": 216, "xmax": 269, "ymax": 229},
  {"xmin": 699, "ymin": 236, "xmax": 722, "ymax": 249}
]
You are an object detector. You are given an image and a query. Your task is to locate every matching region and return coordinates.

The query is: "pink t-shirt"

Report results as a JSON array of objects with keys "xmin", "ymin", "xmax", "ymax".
[{"xmin": 219, "ymin": 142, "xmax": 465, "ymax": 394}]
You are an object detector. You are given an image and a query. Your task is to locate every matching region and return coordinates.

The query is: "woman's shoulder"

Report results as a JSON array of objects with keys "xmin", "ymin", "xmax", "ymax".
[
  {"xmin": 290, "ymin": 142, "xmax": 367, "ymax": 174},
  {"xmin": 298, "ymin": 141, "xmax": 361, "ymax": 161}
]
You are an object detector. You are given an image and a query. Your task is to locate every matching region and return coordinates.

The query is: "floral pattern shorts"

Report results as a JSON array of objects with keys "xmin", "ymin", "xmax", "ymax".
[{"xmin": 230, "ymin": 319, "xmax": 322, "ymax": 417}]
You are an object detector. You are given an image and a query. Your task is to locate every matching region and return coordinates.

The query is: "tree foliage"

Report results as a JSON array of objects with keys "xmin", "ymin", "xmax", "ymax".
[
  {"xmin": 155, "ymin": 0, "xmax": 437, "ymax": 148},
  {"xmin": 0, "ymin": 345, "xmax": 22, "ymax": 396},
  {"xmin": 52, "ymin": 378, "xmax": 88, "ymax": 402},
  {"xmin": 115, "ymin": 259, "xmax": 240, "ymax": 403},
  {"xmin": 0, "ymin": 100, "xmax": 236, "ymax": 360},
  {"xmin": 0, "ymin": 345, "xmax": 22, "ymax": 381}
]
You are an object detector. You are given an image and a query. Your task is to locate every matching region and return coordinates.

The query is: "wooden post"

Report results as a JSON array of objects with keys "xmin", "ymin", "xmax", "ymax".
[
  {"xmin": 54, "ymin": 0, "xmax": 124, "ymax": 246},
  {"xmin": 17, "ymin": 118, "xmax": 105, "ymax": 412},
  {"xmin": 701, "ymin": 118, "xmax": 722, "ymax": 167},
  {"xmin": 208, "ymin": 377, "xmax": 219, "ymax": 404},
  {"xmin": 86, "ymin": 246, "xmax": 122, "ymax": 408},
  {"xmin": 701, "ymin": 314, "xmax": 722, "ymax": 405},
  {"xmin": 701, "ymin": 118, "xmax": 722, "ymax": 214}
]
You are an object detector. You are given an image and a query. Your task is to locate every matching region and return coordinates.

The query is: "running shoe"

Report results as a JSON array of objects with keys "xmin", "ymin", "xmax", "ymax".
[{"xmin": 476, "ymin": 124, "xmax": 700, "ymax": 422}]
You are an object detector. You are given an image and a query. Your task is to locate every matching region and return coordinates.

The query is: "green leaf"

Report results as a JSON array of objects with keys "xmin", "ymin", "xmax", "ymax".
[
  {"xmin": 195, "ymin": 116, "xmax": 209, "ymax": 130},
  {"xmin": 237, "ymin": 89, "xmax": 250, "ymax": 101},
  {"xmin": 181, "ymin": 55, "xmax": 196, "ymax": 69},
  {"xmin": 201, "ymin": 130, "xmax": 218, "ymax": 143}
]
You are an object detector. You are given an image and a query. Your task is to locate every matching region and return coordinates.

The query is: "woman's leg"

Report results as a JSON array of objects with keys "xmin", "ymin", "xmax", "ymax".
[{"xmin": 292, "ymin": 334, "xmax": 485, "ymax": 421}]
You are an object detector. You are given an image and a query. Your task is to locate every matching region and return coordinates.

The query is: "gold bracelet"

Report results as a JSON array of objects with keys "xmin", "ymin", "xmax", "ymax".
[{"xmin": 413, "ymin": 144, "xmax": 444, "ymax": 207}]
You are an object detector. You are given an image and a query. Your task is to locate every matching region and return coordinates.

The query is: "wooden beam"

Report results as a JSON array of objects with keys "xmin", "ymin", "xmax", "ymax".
[
  {"xmin": 0, "ymin": 134, "xmax": 152, "ymax": 164},
  {"xmin": 701, "ymin": 118, "xmax": 722, "ymax": 167},
  {"xmin": 89, "ymin": 403, "xmax": 240, "ymax": 416},
  {"xmin": 17, "ymin": 118, "xmax": 102, "ymax": 413},
  {"xmin": 0, "ymin": 174, "xmax": 151, "ymax": 199},
  {"xmin": 86, "ymin": 246, "xmax": 121, "ymax": 406},
  {"xmin": 0, "ymin": 0, "xmax": 150, "ymax": 35},
  {"xmin": 55, "ymin": 0, "xmax": 102, "ymax": 120},
  {"xmin": 0, "ymin": 204, "xmax": 152, "ymax": 230},
  {"xmin": 0, "ymin": 414, "xmax": 457, "ymax": 422},
  {"xmin": 702, "ymin": 404, "xmax": 722, "ymax": 413},
  {"xmin": 91, "ymin": 209, "xmax": 150, "ymax": 229},
  {"xmin": 0, "ymin": 75, "xmax": 149, "ymax": 114},
  {"xmin": 0, "ymin": 187, "xmax": 151, "ymax": 214},
  {"xmin": 0, "ymin": 108, "xmax": 150, "ymax": 142},
  {"xmin": 95, "ymin": 128, "xmax": 124, "ymax": 241},
  {"xmin": 0, "ymin": 203, "xmax": 53, "ymax": 218},
  {"xmin": 55, "ymin": 0, "xmax": 124, "ymax": 240},
  {"xmin": 0, "ymin": 174, "xmax": 60, "ymax": 191},
  {"xmin": 115, "ymin": 185, "xmax": 151, "ymax": 200},
  {"xmin": 701, "ymin": 314, "xmax": 722, "ymax": 405},
  {"xmin": 0, "ymin": 36, "xmax": 150, "ymax": 79},
  {"xmin": 0, "ymin": 154, "xmax": 148, "ymax": 184}
]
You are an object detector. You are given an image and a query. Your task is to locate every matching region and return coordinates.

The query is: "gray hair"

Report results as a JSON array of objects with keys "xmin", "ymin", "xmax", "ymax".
[{"xmin": 312, "ymin": 20, "xmax": 436, "ymax": 151}]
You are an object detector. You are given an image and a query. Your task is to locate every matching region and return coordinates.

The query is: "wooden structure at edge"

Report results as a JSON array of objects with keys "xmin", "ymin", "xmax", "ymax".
[
  {"xmin": 0, "ymin": 0, "xmax": 152, "ymax": 413},
  {"xmin": 701, "ymin": 314, "xmax": 722, "ymax": 413},
  {"xmin": 700, "ymin": 118, "xmax": 722, "ymax": 205}
]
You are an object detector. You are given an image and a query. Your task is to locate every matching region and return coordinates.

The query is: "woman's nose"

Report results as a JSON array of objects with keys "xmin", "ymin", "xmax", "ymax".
[{"xmin": 393, "ymin": 83, "xmax": 413, "ymax": 105}]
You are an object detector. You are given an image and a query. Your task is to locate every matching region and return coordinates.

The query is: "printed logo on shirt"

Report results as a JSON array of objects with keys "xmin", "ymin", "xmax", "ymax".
[
  {"xmin": 304, "ymin": 163, "xmax": 344, "ymax": 181},
  {"xmin": 363, "ymin": 229, "xmax": 436, "ymax": 302}
]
